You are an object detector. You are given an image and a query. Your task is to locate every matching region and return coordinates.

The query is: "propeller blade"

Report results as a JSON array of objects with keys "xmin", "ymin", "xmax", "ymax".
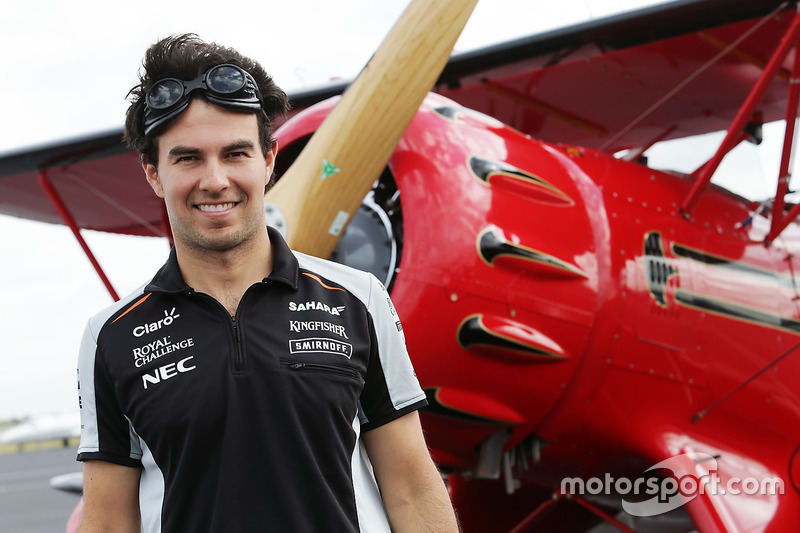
[{"xmin": 265, "ymin": 0, "xmax": 478, "ymax": 257}]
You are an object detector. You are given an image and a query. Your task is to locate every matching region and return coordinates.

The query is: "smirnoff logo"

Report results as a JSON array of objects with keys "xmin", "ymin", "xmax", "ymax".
[{"xmin": 289, "ymin": 338, "xmax": 353, "ymax": 358}]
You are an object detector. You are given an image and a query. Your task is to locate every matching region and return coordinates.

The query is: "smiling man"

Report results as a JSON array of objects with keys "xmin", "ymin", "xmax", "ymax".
[{"xmin": 75, "ymin": 34, "xmax": 459, "ymax": 532}]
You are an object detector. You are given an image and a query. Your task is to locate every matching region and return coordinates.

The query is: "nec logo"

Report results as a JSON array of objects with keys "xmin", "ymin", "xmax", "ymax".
[
  {"xmin": 289, "ymin": 301, "xmax": 345, "ymax": 316},
  {"xmin": 141, "ymin": 356, "xmax": 196, "ymax": 389},
  {"xmin": 133, "ymin": 308, "xmax": 181, "ymax": 337}
]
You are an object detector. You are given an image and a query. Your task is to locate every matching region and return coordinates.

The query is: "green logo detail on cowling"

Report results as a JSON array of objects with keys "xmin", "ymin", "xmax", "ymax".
[{"xmin": 321, "ymin": 159, "xmax": 341, "ymax": 180}]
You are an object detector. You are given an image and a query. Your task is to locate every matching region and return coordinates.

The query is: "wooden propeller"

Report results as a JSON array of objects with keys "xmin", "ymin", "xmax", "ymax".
[{"xmin": 264, "ymin": 0, "xmax": 478, "ymax": 258}]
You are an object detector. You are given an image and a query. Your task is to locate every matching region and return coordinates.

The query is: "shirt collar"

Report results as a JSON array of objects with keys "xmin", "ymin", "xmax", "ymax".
[{"xmin": 145, "ymin": 226, "xmax": 300, "ymax": 293}]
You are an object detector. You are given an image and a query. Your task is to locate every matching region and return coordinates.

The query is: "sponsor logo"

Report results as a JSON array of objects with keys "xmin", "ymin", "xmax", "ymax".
[
  {"xmin": 133, "ymin": 308, "xmax": 181, "ymax": 337},
  {"xmin": 289, "ymin": 320, "xmax": 348, "ymax": 339},
  {"xmin": 289, "ymin": 301, "xmax": 345, "ymax": 316},
  {"xmin": 141, "ymin": 356, "xmax": 197, "ymax": 390},
  {"xmin": 132, "ymin": 335, "xmax": 195, "ymax": 368},
  {"xmin": 386, "ymin": 297, "xmax": 396, "ymax": 316},
  {"xmin": 289, "ymin": 338, "xmax": 353, "ymax": 358}
]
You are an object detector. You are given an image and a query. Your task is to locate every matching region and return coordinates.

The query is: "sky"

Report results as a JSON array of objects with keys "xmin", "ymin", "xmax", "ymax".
[{"xmin": 0, "ymin": 0, "xmax": 788, "ymax": 421}]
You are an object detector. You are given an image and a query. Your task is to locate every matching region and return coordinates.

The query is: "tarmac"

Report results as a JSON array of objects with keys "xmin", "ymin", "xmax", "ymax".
[
  {"xmin": 0, "ymin": 443, "xmax": 695, "ymax": 533},
  {"xmin": 0, "ymin": 446, "xmax": 81, "ymax": 532}
]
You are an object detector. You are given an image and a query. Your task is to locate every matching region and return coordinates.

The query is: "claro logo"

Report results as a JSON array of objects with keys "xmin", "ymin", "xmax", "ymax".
[{"xmin": 133, "ymin": 308, "xmax": 181, "ymax": 337}]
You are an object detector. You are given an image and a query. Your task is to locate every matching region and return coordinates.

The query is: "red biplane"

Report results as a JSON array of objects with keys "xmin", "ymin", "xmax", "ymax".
[{"xmin": 2, "ymin": 0, "xmax": 800, "ymax": 531}]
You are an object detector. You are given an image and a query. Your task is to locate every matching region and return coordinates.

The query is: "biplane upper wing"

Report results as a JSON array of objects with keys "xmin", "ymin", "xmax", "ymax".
[{"xmin": 0, "ymin": 0, "xmax": 791, "ymax": 235}]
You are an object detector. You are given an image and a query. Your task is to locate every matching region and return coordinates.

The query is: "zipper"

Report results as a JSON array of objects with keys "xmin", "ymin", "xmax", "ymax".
[
  {"xmin": 188, "ymin": 281, "xmax": 270, "ymax": 373},
  {"xmin": 231, "ymin": 315, "xmax": 243, "ymax": 371},
  {"xmin": 282, "ymin": 361, "xmax": 359, "ymax": 380}
]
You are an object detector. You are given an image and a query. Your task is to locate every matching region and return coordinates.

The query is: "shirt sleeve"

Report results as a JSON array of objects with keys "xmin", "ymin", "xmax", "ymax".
[
  {"xmin": 358, "ymin": 275, "xmax": 428, "ymax": 431},
  {"xmin": 76, "ymin": 318, "xmax": 143, "ymax": 467}
]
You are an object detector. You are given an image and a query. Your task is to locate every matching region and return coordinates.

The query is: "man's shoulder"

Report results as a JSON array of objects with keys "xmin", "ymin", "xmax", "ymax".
[
  {"xmin": 293, "ymin": 252, "xmax": 378, "ymax": 301},
  {"xmin": 86, "ymin": 280, "xmax": 154, "ymax": 339}
]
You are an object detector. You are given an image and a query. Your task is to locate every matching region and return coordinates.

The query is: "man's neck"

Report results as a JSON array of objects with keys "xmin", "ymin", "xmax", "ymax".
[{"xmin": 175, "ymin": 232, "xmax": 273, "ymax": 316}]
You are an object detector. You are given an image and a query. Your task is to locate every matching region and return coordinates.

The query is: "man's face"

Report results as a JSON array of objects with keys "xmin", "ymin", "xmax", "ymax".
[{"xmin": 143, "ymin": 99, "xmax": 276, "ymax": 254}]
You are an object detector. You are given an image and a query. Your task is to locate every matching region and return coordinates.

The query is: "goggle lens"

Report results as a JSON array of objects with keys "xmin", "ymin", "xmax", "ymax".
[
  {"xmin": 207, "ymin": 65, "xmax": 245, "ymax": 94},
  {"xmin": 148, "ymin": 80, "xmax": 184, "ymax": 109}
]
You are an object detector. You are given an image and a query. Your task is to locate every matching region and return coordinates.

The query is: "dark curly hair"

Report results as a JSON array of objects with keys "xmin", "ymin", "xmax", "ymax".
[{"xmin": 124, "ymin": 34, "xmax": 290, "ymax": 166}]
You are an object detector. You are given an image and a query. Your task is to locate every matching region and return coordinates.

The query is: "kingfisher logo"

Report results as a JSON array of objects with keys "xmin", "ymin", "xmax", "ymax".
[
  {"xmin": 289, "ymin": 301, "xmax": 345, "ymax": 316},
  {"xmin": 133, "ymin": 308, "xmax": 181, "ymax": 338},
  {"xmin": 289, "ymin": 320, "xmax": 348, "ymax": 339}
]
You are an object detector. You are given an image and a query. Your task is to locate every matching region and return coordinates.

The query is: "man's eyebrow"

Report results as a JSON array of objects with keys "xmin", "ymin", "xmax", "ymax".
[
  {"xmin": 223, "ymin": 139, "xmax": 257, "ymax": 152},
  {"xmin": 167, "ymin": 145, "xmax": 201, "ymax": 159},
  {"xmin": 166, "ymin": 140, "xmax": 256, "ymax": 160}
]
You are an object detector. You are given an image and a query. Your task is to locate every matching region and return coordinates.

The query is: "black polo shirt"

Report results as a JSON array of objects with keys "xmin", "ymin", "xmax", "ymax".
[{"xmin": 77, "ymin": 227, "xmax": 427, "ymax": 532}]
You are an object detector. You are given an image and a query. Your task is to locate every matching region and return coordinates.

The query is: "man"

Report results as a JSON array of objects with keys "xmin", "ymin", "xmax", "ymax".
[{"xmin": 76, "ymin": 34, "xmax": 459, "ymax": 532}]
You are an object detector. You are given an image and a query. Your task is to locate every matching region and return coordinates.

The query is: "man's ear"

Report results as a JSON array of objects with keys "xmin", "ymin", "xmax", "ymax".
[
  {"xmin": 143, "ymin": 162, "xmax": 164, "ymax": 198},
  {"xmin": 264, "ymin": 142, "xmax": 279, "ymax": 193},
  {"xmin": 265, "ymin": 142, "xmax": 278, "ymax": 173}
]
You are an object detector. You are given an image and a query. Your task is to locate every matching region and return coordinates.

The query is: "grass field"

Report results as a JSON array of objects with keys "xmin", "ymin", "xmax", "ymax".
[{"xmin": 0, "ymin": 437, "xmax": 80, "ymax": 455}]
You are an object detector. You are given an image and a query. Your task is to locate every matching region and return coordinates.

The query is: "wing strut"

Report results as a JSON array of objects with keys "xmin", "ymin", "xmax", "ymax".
[
  {"xmin": 38, "ymin": 169, "xmax": 120, "ymax": 301},
  {"xmin": 508, "ymin": 490, "xmax": 636, "ymax": 533},
  {"xmin": 681, "ymin": 6, "xmax": 800, "ymax": 218},
  {"xmin": 767, "ymin": 38, "xmax": 800, "ymax": 243}
]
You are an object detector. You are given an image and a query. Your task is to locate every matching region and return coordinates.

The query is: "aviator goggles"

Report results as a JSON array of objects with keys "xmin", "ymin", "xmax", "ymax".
[{"xmin": 143, "ymin": 64, "xmax": 264, "ymax": 136}]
